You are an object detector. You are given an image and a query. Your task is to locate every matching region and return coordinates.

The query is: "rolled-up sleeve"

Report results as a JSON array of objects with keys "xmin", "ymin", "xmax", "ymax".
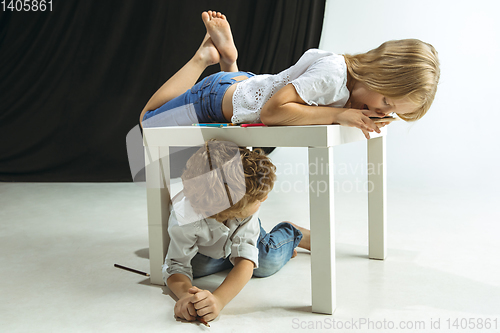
[
  {"xmin": 162, "ymin": 221, "xmax": 198, "ymax": 283},
  {"xmin": 291, "ymin": 55, "xmax": 347, "ymax": 107},
  {"xmin": 229, "ymin": 213, "xmax": 261, "ymax": 268}
]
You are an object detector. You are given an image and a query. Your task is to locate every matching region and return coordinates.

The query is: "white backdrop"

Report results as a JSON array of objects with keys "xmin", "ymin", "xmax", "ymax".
[{"xmin": 273, "ymin": 0, "xmax": 500, "ymax": 193}]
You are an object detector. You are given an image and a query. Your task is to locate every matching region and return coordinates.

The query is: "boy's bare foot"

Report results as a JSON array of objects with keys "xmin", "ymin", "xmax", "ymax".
[
  {"xmin": 289, "ymin": 222, "xmax": 311, "ymax": 251},
  {"xmin": 201, "ymin": 11, "xmax": 238, "ymax": 69},
  {"xmin": 194, "ymin": 33, "xmax": 220, "ymax": 68},
  {"xmin": 292, "ymin": 249, "xmax": 298, "ymax": 258}
]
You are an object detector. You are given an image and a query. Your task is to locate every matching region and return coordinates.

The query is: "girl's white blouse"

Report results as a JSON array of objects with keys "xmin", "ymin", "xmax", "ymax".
[{"xmin": 231, "ymin": 49, "xmax": 350, "ymax": 124}]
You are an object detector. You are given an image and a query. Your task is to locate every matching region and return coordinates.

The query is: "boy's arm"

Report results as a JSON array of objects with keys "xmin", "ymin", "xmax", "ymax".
[
  {"xmin": 167, "ymin": 273, "xmax": 193, "ymax": 299},
  {"xmin": 167, "ymin": 273, "xmax": 199, "ymax": 321},
  {"xmin": 165, "ymin": 220, "xmax": 200, "ymax": 321},
  {"xmin": 260, "ymin": 84, "xmax": 381, "ymax": 138},
  {"xmin": 190, "ymin": 257, "xmax": 254, "ymax": 322},
  {"xmin": 213, "ymin": 257, "xmax": 254, "ymax": 306}
]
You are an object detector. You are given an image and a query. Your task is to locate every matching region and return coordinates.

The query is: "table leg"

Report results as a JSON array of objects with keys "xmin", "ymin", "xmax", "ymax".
[
  {"xmin": 308, "ymin": 147, "xmax": 335, "ymax": 314},
  {"xmin": 367, "ymin": 136, "xmax": 387, "ymax": 259},
  {"xmin": 145, "ymin": 145, "xmax": 171, "ymax": 284}
]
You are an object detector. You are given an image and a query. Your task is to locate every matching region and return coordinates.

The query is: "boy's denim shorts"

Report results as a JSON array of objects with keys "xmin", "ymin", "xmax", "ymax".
[
  {"xmin": 191, "ymin": 219, "xmax": 303, "ymax": 279},
  {"xmin": 142, "ymin": 71, "xmax": 255, "ymax": 126}
]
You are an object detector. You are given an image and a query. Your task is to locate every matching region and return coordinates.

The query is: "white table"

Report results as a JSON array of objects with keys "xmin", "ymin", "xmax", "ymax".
[{"xmin": 143, "ymin": 125, "xmax": 387, "ymax": 315}]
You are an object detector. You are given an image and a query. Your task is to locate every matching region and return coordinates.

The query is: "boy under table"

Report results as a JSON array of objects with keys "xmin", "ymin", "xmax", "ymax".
[{"xmin": 141, "ymin": 124, "xmax": 387, "ymax": 315}]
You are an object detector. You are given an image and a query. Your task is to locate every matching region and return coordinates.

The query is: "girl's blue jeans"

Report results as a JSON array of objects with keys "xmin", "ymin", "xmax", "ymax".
[
  {"xmin": 142, "ymin": 71, "xmax": 254, "ymax": 125},
  {"xmin": 191, "ymin": 220, "xmax": 303, "ymax": 278}
]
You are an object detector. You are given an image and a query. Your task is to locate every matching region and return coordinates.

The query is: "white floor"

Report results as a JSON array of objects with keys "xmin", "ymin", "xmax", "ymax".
[{"xmin": 1, "ymin": 153, "xmax": 499, "ymax": 332}]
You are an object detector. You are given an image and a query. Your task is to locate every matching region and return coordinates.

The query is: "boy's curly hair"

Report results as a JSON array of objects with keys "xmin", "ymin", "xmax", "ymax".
[
  {"xmin": 181, "ymin": 139, "xmax": 276, "ymax": 222},
  {"xmin": 344, "ymin": 39, "xmax": 440, "ymax": 121}
]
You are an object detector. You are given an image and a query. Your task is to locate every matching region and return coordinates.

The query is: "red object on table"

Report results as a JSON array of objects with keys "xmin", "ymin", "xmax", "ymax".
[{"xmin": 240, "ymin": 123, "xmax": 266, "ymax": 127}]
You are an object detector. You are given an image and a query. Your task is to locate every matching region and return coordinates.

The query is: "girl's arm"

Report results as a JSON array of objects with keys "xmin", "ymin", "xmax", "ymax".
[
  {"xmin": 190, "ymin": 257, "xmax": 254, "ymax": 322},
  {"xmin": 260, "ymin": 84, "xmax": 381, "ymax": 139}
]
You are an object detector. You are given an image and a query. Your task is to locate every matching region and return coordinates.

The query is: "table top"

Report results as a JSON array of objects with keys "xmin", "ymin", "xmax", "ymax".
[{"xmin": 143, "ymin": 124, "xmax": 386, "ymax": 148}]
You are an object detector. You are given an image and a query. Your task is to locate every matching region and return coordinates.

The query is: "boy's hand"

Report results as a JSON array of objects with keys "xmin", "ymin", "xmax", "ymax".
[
  {"xmin": 189, "ymin": 286, "xmax": 224, "ymax": 322},
  {"xmin": 174, "ymin": 292, "xmax": 198, "ymax": 322}
]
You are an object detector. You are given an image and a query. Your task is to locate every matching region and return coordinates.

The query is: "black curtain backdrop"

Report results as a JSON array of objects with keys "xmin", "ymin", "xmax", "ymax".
[{"xmin": 0, "ymin": 0, "xmax": 326, "ymax": 182}]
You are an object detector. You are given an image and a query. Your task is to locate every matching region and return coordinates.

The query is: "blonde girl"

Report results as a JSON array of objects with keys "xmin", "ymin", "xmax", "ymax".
[{"xmin": 139, "ymin": 10, "xmax": 439, "ymax": 138}]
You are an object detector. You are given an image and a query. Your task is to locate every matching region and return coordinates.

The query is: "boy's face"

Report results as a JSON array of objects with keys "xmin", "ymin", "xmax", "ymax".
[
  {"xmin": 237, "ymin": 195, "xmax": 268, "ymax": 218},
  {"xmin": 348, "ymin": 82, "xmax": 415, "ymax": 117}
]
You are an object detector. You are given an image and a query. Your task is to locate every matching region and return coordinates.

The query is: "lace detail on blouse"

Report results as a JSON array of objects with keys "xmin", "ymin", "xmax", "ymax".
[
  {"xmin": 232, "ymin": 72, "xmax": 291, "ymax": 124},
  {"xmin": 231, "ymin": 49, "xmax": 350, "ymax": 124}
]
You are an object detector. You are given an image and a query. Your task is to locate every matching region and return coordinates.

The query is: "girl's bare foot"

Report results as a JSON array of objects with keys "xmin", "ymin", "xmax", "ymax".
[
  {"xmin": 194, "ymin": 33, "xmax": 220, "ymax": 68},
  {"xmin": 289, "ymin": 222, "xmax": 311, "ymax": 251},
  {"xmin": 201, "ymin": 11, "xmax": 238, "ymax": 69},
  {"xmin": 292, "ymin": 249, "xmax": 298, "ymax": 258}
]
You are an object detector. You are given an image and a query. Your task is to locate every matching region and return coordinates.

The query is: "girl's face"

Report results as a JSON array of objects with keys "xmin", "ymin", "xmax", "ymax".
[{"xmin": 348, "ymin": 81, "xmax": 415, "ymax": 117}]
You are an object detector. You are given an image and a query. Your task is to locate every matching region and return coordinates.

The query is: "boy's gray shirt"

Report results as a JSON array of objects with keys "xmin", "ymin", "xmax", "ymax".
[{"xmin": 162, "ymin": 194, "xmax": 260, "ymax": 283}]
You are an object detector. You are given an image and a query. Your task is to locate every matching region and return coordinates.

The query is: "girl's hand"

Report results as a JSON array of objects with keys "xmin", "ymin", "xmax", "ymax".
[
  {"xmin": 174, "ymin": 292, "xmax": 198, "ymax": 321},
  {"xmin": 189, "ymin": 286, "xmax": 224, "ymax": 322},
  {"xmin": 376, "ymin": 122, "xmax": 391, "ymax": 128},
  {"xmin": 335, "ymin": 109, "xmax": 381, "ymax": 139}
]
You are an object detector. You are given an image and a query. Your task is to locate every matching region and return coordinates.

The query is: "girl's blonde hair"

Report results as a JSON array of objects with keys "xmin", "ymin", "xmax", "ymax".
[
  {"xmin": 181, "ymin": 139, "xmax": 276, "ymax": 223},
  {"xmin": 343, "ymin": 39, "xmax": 440, "ymax": 121}
]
